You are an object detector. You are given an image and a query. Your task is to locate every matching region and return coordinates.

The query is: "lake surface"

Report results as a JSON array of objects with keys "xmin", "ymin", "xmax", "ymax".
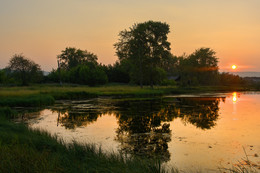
[
  {"xmin": 19, "ymin": 92, "xmax": 260, "ymax": 172},
  {"xmin": 229, "ymin": 72, "xmax": 260, "ymax": 77}
]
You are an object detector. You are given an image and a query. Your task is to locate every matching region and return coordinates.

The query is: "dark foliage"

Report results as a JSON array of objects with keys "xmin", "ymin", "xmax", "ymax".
[
  {"xmin": 6, "ymin": 54, "xmax": 43, "ymax": 85},
  {"xmin": 114, "ymin": 21, "xmax": 171, "ymax": 87},
  {"xmin": 101, "ymin": 61, "xmax": 130, "ymax": 83}
]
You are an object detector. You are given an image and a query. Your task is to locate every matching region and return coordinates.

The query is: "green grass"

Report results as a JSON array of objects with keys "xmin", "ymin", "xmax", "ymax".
[
  {"xmin": 0, "ymin": 84, "xmax": 257, "ymax": 107},
  {"xmin": 0, "ymin": 95, "xmax": 55, "ymax": 107},
  {"xmin": 0, "ymin": 84, "xmax": 255, "ymax": 99},
  {"xmin": 0, "ymin": 85, "xmax": 166, "ymax": 98},
  {"xmin": 0, "ymin": 107, "xmax": 17, "ymax": 119},
  {"xmin": 0, "ymin": 85, "xmax": 167, "ymax": 107}
]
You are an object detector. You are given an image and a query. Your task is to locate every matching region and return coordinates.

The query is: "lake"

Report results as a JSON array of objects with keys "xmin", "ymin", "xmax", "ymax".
[{"xmin": 19, "ymin": 92, "xmax": 260, "ymax": 172}]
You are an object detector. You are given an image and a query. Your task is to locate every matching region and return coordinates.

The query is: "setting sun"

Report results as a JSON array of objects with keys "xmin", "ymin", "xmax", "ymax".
[{"xmin": 231, "ymin": 65, "xmax": 237, "ymax": 70}]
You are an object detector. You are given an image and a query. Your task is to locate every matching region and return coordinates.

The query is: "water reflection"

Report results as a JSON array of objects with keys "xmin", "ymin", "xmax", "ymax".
[
  {"xmin": 233, "ymin": 92, "xmax": 237, "ymax": 103},
  {"xmin": 176, "ymin": 97, "xmax": 224, "ymax": 129},
  {"xmin": 47, "ymin": 97, "xmax": 224, "ymax": 161},
  {"xmin": 51, "ymin": 100, "xmax": 110, "ymax": 129},
  {"xmin": 113, "ymin": 100, "xmax": 173, "ymax": 161}
]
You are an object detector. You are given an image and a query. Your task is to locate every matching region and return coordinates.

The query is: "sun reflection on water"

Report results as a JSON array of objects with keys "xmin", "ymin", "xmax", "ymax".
[{"xmin": 232, "ymin": 92, "xmax": 237, "ymax": 103}]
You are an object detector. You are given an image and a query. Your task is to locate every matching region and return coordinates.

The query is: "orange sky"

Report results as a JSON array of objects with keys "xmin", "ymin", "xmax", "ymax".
[{"xmin": 0, "ymin": 0, "xmax": 259, "ymax": 71}]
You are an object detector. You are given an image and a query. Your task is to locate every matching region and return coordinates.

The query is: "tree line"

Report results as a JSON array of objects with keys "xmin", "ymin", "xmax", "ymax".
[{"xmin": 0, "ymin": 20, "xmax": 249, "ymax": 87}]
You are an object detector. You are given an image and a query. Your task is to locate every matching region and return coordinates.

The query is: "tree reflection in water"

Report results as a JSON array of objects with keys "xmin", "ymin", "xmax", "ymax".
[
  {"xmin": 113, "ymin": 99, "xmax": 173, "ymax": 162},
  {"xmin": 50, "ymin": 97, "xmax": 224, "ymax": 162},
  {"xmin": 51, "ymin": 99, "xmax": 110, "ymax": 129}
]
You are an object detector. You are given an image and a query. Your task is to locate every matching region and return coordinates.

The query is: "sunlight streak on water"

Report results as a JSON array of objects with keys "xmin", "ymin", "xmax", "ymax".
[{"xmin": 232, "ymin": 92, "xmax": 237, "ymax": 103}]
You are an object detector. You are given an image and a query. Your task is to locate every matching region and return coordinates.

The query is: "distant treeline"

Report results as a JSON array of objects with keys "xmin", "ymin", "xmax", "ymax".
[{"xmin": 0, "ymin": 20, "xmax": 258, "ymax": 88}]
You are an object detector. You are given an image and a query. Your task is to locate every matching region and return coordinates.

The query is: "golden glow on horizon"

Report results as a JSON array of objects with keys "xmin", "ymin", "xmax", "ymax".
[{"xmin": 232, "ymin": 65, "xmax": 237, "ymax": 70}]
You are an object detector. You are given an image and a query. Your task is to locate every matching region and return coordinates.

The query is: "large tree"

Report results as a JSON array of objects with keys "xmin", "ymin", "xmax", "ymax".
[
  {"xmin": 188, "ymin": 48, "xmax": 219, "ymax": 85},
  {"xmin": 176, "ymin": 48, "xmax": 219, "ymax": 86},
  {"xmin": 57, "ymin": 47, "xmax": 98, "ymax": 70},
  {"xmin": 7, "ymin": 54, "xmax": 43, "ymax": 85},
  {"xmin": 114, "ymin": 21, "xmax": 171, "ymax": 88}
]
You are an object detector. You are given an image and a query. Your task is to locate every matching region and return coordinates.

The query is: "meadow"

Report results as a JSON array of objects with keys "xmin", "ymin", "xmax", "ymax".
[{"xmin": 0, "ymin": 84, "xmax": 253, "ymax": 107}]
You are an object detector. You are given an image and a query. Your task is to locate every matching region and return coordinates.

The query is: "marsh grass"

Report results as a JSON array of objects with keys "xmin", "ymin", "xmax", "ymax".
[
  {"xmin": 0, "ymin": 84, "xmax": 254, "ymax": 108},
  {"xmin": 0, "ymin": 95, "xmax": 55, "ymax": 107},
  {"xmin": 0, "ymin": 84, "xmax": 251, "ymax": 100},
  {"xmin": 0, "ymin": 107, "xmax": 17, "ymax": 119}
]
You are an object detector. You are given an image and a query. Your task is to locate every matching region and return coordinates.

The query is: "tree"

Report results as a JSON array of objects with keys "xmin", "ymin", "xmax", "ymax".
[
  {"xmin": 176, "ymin": 48, "xmax": 219, "ymax": 86},
  {"xmin": 7, "ymin": 54, "xmax": 43, "ymax": 85},
  {"xmin": 101, "ymin": 61, "xmax": 130, "ymax": 83},
  {"xmin": 219, "ymin": 72, "xmax": 244, "ymax": 86},
  {"xmin": 114, "ymin": 21, "xmax": 171, "ymax": 88},
  {"xmin": 188, "ymin": 48, "xmax": 219, "ymax": 85},
  {"xmin": 57, "ymin": 47, "xmax": 98, "ymax": 70}
]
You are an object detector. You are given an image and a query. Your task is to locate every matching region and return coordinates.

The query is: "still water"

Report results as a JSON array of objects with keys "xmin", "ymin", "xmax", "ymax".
[{"xmin": 21, "ymin": 92, "xmax": 260, "ymax": 172}]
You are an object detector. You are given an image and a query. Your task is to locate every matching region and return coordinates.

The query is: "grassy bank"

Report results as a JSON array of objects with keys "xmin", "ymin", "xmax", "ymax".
[
  {"xmin": 0, "ymin": 95, "xmax": 55, "ymax": 107},
  {"xmin": 0, "ymin": 108, "xmax": 172, "ymax": 173},
  {"xmin": 0, "ymin": 84, "xmax": 257, "ymax": 107}
]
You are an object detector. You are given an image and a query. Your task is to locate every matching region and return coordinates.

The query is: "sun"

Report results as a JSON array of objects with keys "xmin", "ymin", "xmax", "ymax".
[{"xmin": 232, "ymin": 65, "xmax": 237, "ymax": 70}]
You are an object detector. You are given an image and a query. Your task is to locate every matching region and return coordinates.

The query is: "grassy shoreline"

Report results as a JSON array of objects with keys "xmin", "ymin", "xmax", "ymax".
[{"xmin": 0, "ymin": 84, "xmax": 258, "ymax": 107}]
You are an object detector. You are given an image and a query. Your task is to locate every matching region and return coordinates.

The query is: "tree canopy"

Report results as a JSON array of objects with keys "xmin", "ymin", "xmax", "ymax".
[
  {"xmin": 7, "ymin": 54, "xmax": 43, "ymax": 85},
  {"xmin": 114, "ymin": 21, "xmax": 171, "ymax": 87},
  {"xmin": 176, "ymin": 48, "xmax": 219, "ymax": 85},
  {"xmin": 57, "ymin": 47, "xmax": 98, "ymax": 70}
]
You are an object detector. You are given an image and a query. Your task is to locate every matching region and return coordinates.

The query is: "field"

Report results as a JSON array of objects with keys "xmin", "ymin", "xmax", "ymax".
[{"xmin": 0, "ymin": 84, "xmax": 252, "ymax": 107}]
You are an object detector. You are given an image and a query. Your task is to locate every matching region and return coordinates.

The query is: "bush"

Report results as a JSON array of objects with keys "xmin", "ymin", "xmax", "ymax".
[
  {"xmin": 0, "ymin": 70, "xmax": 6, "ymax": 84},
  {"xmin": 69, "ymin": 65, "xmax": 108, "ymax": 86},
  {"xmin": 161, "ymin": 79, "xmax": 176, "ymax": 86},
  {"xmin": 219, "ymin": 72, "xmax": 244, "ymax": 86}
]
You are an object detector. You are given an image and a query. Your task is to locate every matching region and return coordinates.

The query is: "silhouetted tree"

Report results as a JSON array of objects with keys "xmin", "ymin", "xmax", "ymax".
[
  {"xmin": 69, "ymin": 64, "xmax": 108, "ymax": 85},
  {"xmin": 7, "ymin": 54, "xmax": 43, "ymax": 85},
  {"xmin": 219, "ymin": 72, "xmax": 245, "ymax": 86},
  {"xmin": 176, "ymin": 48, "xmax": 219, "ymax": 86},
  {"xmin": 48, "ymin": 47, "xmax": 108, "ymax": 85},
  {"xmin": 101, "ymin": 61, "xmax": 130, "ymax": 83},
  {"xmin": 189, "ymin": 48, "xmax": 219, "ymax": 85},
  {"xmin": 114, "ymin": 21, "xmax": 171, "ymax": 87},
  {"xmin": 57, "ymin": 47, "xmax": 98, "ymax": 70}
]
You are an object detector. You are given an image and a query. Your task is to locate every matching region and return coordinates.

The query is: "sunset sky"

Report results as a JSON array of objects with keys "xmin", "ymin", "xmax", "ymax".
[{"xmin": 0, "ymin": 0, "xmax": 259, "ymax": 72}]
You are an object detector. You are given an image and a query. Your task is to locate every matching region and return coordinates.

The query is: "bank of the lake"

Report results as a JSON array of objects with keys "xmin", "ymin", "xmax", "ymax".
[{"xmin": 0, "ymin": 84, "xmax": 258, "ymax": 107}]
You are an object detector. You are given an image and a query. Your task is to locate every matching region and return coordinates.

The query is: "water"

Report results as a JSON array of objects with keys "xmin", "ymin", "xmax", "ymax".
[
  {"xmin": 20, "ymin": 92, "xmax": 260, "ymax": 172},
  {"xmin": 228, "ymin": 72, "xmax": 260, "ymax": 77}
]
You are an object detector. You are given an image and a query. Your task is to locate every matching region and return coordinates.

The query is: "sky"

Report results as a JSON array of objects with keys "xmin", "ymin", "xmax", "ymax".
[{"xmin": 0, "ymin": 0, "xmax": 260, "ymax": 72}]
